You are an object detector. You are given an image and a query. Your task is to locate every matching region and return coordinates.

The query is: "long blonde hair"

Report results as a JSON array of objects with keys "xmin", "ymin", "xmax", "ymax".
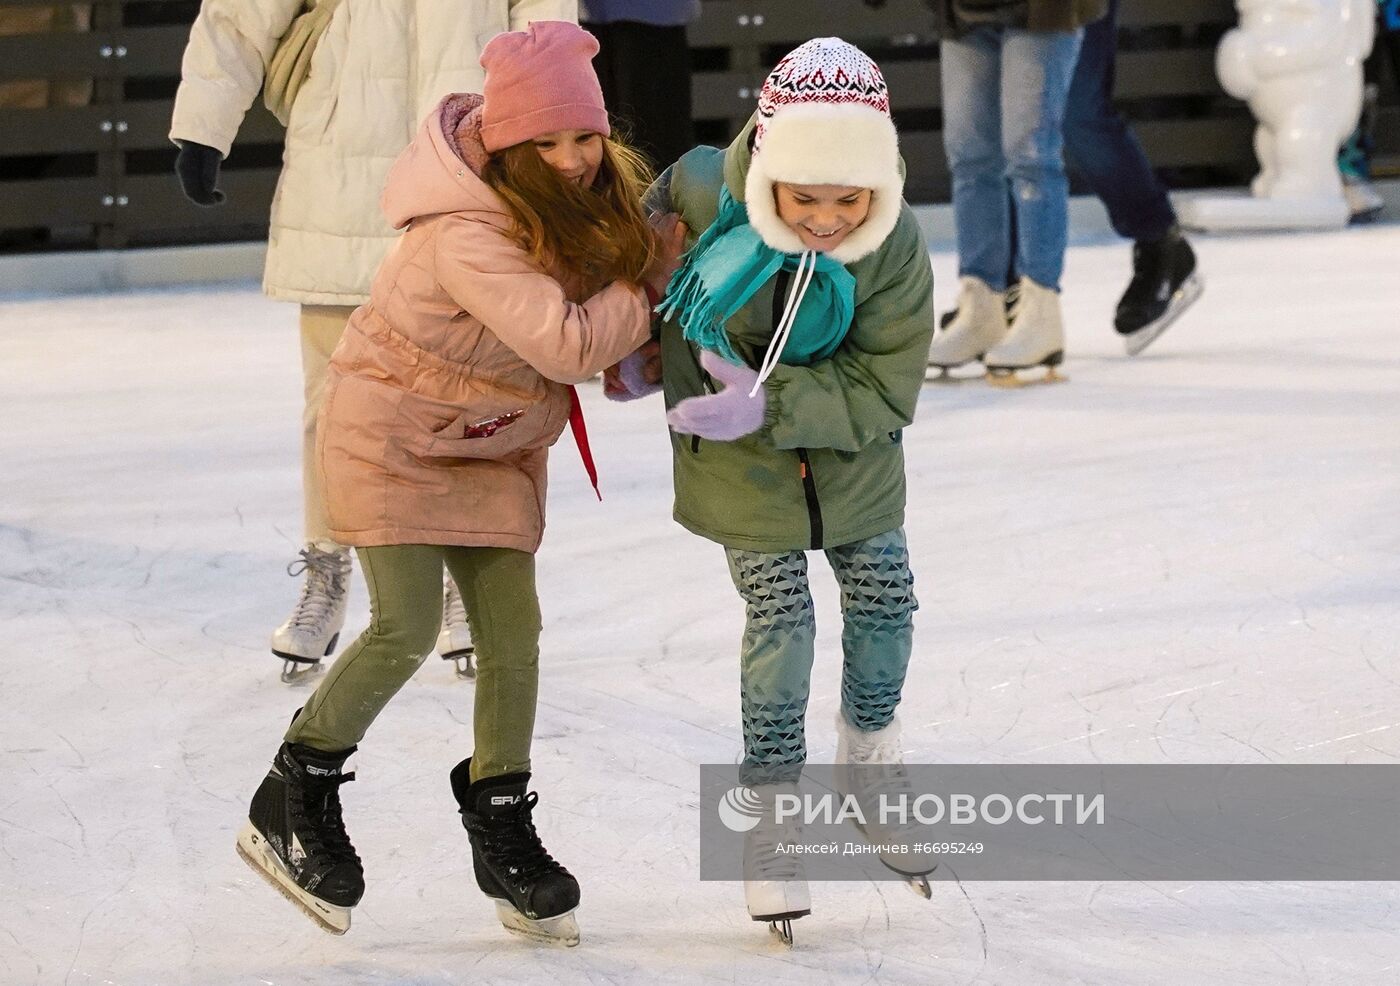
[{"xmin": 483, "ymin": 134, "xmax": 657, "ymax": 291}]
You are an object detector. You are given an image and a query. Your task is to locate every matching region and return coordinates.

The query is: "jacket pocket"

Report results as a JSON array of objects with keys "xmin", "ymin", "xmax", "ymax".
[
  {"xmin": 286, "ymin": 0, "xmax": 350, "ymax": 141},
  {"xmin": 397, "ymin": 386, "xmax": 569, "ymax": 462}
]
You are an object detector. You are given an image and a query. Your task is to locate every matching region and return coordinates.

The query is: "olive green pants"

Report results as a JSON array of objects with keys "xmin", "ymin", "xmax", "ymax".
[{"xmin": 286, "ymin": 544, "xmax": 541, "ymax": 782}]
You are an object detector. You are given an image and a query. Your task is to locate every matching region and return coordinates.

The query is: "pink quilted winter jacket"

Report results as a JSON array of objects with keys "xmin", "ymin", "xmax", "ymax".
[{"xmin": 316, "ymin": 93, "xmax": 651, "ymax": 552}]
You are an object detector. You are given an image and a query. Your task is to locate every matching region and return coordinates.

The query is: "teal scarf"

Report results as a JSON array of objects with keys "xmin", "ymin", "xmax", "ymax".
[{"xmin": 657, "ymin": 186, "xmax": 855, "ymax": 367}]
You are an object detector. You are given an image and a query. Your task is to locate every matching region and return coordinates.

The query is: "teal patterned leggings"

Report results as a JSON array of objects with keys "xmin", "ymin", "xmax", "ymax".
[{"xmin": 724, "ymin": 527, "xmax": 918, "ymax": 783}]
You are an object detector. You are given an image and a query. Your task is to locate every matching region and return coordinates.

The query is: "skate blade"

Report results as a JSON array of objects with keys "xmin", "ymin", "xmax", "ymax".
[
  {"xmin": 925, "ymin": 349, "xmax": 990, "ymax": 382},
  {"xmin": 924, "ymin": 365, "xmax": 987, "ymax": 384},
  {"xmin": 441, "ymin": 651, "xmax": 476, "ymax": 679},
  {"xmin": 750, "ymin": 902, "xmax": 810, "ymax": 947},
  {"xmin": 236, "ymin": 822, "xmax": 351, "ymax": 935},
  {"xmin": 878, "ymin": 855, "xmax": 938, "ymax": 881},
  {"xmin": 274, "ymin": 632, "xmax": 338, "ymax": 684},
  {"xmin": 1123, "ymin": 274, "xmax": 1204, "ymax": 356},
  {"xmin": 985, "ymin": 364, "xmax": 1067, "ymax": 388},
  {"xmin": 848, "ymin": 822, "xmax": 939, "ymax": 886},
  {"xmin": 278, "ymin": 658, "xmax": 324, "ymax": 684},
  {"xmin": 493, "ymin": 900, "xmax": 580, "ymax": 947}
]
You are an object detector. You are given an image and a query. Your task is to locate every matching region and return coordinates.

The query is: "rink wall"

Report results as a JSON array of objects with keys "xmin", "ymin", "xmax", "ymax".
[
  {"xmin": 6, "ymin": 182, "xmax": 1399, "ymax": 296},
  {"xmin": 11, "ymin": 0, "xmax": 1393, "ymax": 256}
]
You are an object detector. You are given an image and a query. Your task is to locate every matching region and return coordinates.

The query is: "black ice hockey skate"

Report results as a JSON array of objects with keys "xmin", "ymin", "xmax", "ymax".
[
  {"xmin": 451, "ymin": 758, "xmax": 581, "ymax": 947},
  {"xmin": 236, "ymin": 742, "xmax": 364, "ymax": 935},
  {"xmin": 1115, "ymin": 228, "xmax": 1203, "ymax": 356}
]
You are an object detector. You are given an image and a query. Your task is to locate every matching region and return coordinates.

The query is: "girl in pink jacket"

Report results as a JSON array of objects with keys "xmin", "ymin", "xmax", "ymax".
[{"xmin": 235, "ymin": 21, "xmax": 683, "ymax": 946}]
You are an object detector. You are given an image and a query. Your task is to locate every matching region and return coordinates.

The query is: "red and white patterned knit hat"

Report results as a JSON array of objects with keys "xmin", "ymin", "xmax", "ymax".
[{"xmin": 744, "ymin": 37, "xmax": 904, "ymax": 263}]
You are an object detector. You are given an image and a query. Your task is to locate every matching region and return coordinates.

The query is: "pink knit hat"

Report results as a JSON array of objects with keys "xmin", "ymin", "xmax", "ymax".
[{"xmin": 479, "ymin": 21, "xmax": 611, "ymax": 152}]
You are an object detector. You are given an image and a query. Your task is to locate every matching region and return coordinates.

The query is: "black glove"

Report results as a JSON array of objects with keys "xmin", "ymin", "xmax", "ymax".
[{"xmin": 175, "ymin": 141, "xmax": 226, "ymax": 206}]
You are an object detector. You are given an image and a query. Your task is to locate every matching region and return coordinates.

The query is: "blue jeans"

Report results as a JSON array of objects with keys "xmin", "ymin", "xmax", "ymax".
[
  {"xmin": 941, "ymin": 25, "xmax": 1082, "ymax": 291},
  {"xmin": 1063, "ymin": 0, "xmax": 1177, "ymax": 243}
]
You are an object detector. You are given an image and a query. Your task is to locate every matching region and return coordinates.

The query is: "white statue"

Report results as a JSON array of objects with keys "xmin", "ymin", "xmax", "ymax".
[{"xmin": 1177, "ymin": 0, "xmax": 1375, "ymax": 231}]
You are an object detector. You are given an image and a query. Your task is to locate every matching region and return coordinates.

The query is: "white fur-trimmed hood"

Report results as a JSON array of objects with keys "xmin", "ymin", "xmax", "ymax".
[{"xmin": 741, "ymin": 102, "xmax": 904, "ymax": 264}]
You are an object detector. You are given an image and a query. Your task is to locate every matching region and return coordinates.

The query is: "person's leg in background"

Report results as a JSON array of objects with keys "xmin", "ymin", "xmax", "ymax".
[
  {"xmin": 270, "ymin": 304, "xmax": 357, "ymax": 676},
  {"xmin": 1063, "ymin": 1, "xmax": 1175, "ymax": 244},
  {"xmin": 1062, "ymin": 0, "xmax": 1201, "ymax": 353},
  {"xmin": 982, "ymin": 26, "xmax": 1081, "ymax": 375},
  {"xmin": 587, "ymin": 19, "xmax": 695, "ymax": 171},
  {"xmin": 299, "ymin": 304, "xmax": 355, "ymax": 551},
  {"xmin": 277, "ymin": 305, "xmax": 474, "ymax": 680},
  {"xmin": 1001, "ymin": 27, "xmax": 1081, "ymax": 293},
  {"xmin": 928, "ymin": 26, "xmax": 1017, "ymax": 371},
  {"xmin": 286, "ymin": 543, "xmax": 443, "ymax": 750},
  {"xmin": 941, "ymin": 27, "xmax": 1013, "ymax": 292}
]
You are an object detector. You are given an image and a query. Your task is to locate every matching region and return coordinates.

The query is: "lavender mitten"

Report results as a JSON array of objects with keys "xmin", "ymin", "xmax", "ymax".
[
  {"xmin": 608, "ymin": 347, "xmax": 662, "ymax": 402},
  {"xmin": 666, "ymin": 350, "xmax": 766, "ymax": 441}
]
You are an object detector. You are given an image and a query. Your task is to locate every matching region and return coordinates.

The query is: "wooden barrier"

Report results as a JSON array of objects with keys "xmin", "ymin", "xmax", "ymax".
[
  {"xmin": 0, "ymin": 0, "xmax": 1392, "ymax": 252},
  {"xmin": 0, "ymin": 0, "xmax": 283, "ymax": 250}
]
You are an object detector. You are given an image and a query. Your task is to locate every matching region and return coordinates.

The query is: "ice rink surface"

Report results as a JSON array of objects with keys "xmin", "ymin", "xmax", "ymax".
[{"xmin": 3, "ymin": 226, "xmax": 1399, "ymax": 985}]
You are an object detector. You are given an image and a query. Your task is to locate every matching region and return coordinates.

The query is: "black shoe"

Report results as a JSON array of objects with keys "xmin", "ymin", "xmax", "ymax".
[
  {"xmin": 237, "ymin": 742, "xmax": 364, "ymax": 933},
  {"xmin": 451, "ymin": 758, "xmax": 581, "ymax": 943},
  {"xmin": 1115, "ymin": 229, "xmax": 1202, "ymax": 352}
]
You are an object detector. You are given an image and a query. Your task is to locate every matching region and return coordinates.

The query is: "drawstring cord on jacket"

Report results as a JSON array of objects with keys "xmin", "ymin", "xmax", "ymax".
[
  {"xmin": 750, "ymin": 249, "xmax": 816, "ymax": 397},
  {"xmin": 566, "ymin": 384, "xmax": 601, "ymax": 501}
]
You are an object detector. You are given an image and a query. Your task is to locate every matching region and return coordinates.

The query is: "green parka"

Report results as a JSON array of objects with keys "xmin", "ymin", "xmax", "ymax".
[{"xmin": 649, "ymin": 119, "xmax": 936, "ymax": 553}]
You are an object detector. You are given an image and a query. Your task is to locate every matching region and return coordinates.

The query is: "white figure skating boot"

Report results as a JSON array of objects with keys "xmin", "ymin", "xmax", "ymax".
[
  {"xmin": 438, "ymin": 575, "xmax": 475, "ymax": 679},
  {"xmin": 834, "ymin": 712, "xmax": 935, "ymax": 898},
  {"xmin": 271, "ymin": 543, "xmax": 351, "ymax": 683},
  {"xmin": 742, "ymin": 782, "xmax": 812, "ymax": 946},
  {"xmin": 983, "ymin": 277, "xmax": 1066, "ymax": 385},
  {"xmin": 926, "ymin": 276, "xmax": 1009, "ymax": 377}
]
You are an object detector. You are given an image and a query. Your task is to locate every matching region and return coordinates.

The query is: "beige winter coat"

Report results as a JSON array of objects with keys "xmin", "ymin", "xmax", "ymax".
[
  {"xmin": 169, "ymin": 0, "xmax": 578, "ymax": 306},
  {"xmin": 317, "ymin": 94, "xmax": 651, "ymax": 552}
]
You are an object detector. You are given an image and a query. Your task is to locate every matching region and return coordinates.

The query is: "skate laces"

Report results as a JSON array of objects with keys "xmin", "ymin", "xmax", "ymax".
[
  {"xmin": 471, "ymin": 792, "xmax": 565, "ymax": 883},
  {"xmin": 849, "ymin": 730, "xmax": 903, "ymax": 767},
  {"xmin": 285, "ymin": 547, "xmax": 349, "ymax": 631},
  {"xmin": 747, "ymin": 820, "xmax": 805, "ymax": 880},
  {"xmin": 846, "ymin": 735, "xmax": 923, "ymax": 840},
  {"xmin": 292, "ymin": 769, "xmax": 360, "ymax": 865}
]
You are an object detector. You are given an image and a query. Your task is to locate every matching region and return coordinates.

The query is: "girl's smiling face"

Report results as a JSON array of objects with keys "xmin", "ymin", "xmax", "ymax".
[
  {"xmin": 773, "ymin": 183, "xmax": 873, "ymax": 252},
  {"xmin": 532, "ymin": 129, "xmax": 604, "ymax": 187}
]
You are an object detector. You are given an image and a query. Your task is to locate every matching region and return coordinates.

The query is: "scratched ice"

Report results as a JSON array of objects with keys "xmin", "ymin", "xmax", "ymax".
[{"xmin": 2, "ymin": 225, "xmax": 1398, "ymax": 985}]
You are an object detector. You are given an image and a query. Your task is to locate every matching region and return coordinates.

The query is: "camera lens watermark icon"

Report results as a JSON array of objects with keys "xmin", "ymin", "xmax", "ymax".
[{"xmin": 718, "ymin": 786, "xmax": 766, "ymax": 833}]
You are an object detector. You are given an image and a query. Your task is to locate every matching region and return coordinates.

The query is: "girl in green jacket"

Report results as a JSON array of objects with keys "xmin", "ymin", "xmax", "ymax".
[{"xmin": 616, "ymin": 37, "xmax": 938, "ymax": 940}]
